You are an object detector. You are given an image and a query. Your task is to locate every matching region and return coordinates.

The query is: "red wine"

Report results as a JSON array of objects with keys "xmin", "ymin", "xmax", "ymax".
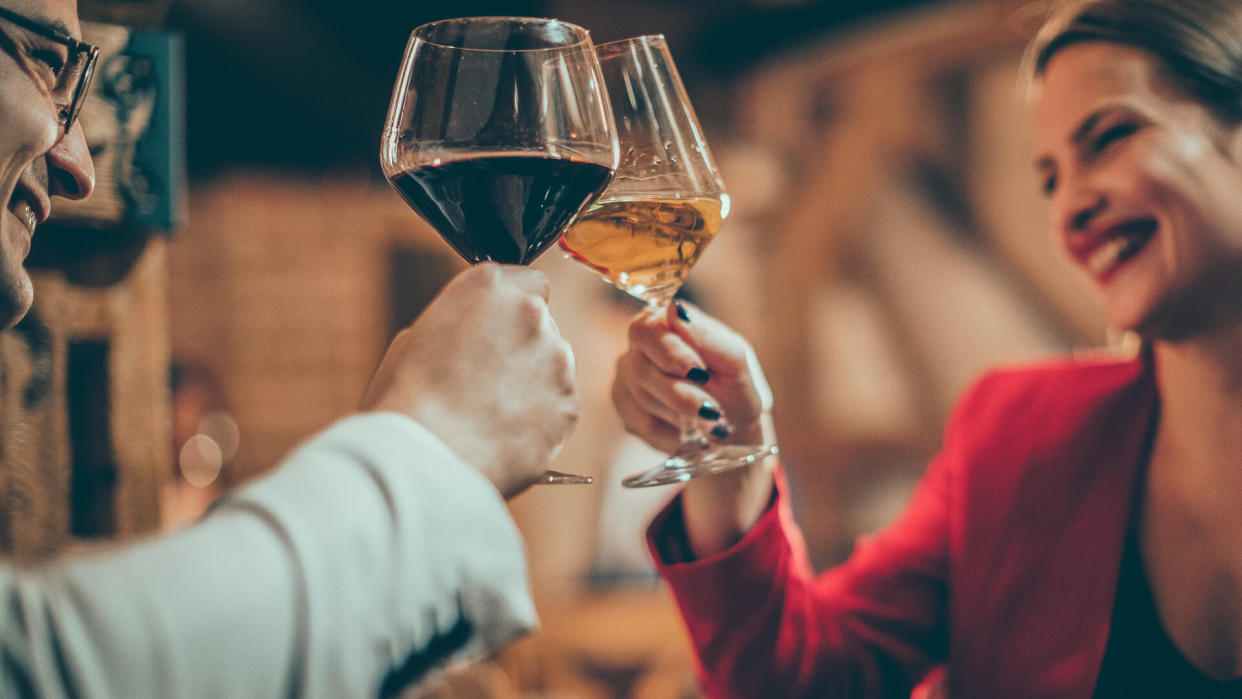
[{"xmin": 388, "ymin": 155, "xmax": 614, "ymax": 265}]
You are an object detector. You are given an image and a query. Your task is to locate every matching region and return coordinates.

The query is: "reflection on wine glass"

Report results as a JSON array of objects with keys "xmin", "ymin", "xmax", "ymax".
[
  {"xmin": 381, "ymin": 16, "xmax": 620, "ymax": 485},
  {"xmin": 559, "ymin": 35, "xmax": 777, "ymax": 488}
]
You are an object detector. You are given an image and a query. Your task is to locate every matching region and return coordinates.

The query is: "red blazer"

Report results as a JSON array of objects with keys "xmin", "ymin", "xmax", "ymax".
[{"xmin": 648, "ymin": 355, "xmax": 1156, "ymax": 699}]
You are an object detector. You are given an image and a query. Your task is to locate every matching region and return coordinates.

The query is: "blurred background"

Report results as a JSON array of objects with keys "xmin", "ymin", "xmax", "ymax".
[{"xmin": 2, "ymin": 0, "xmax": 1120, "ymax": 696}]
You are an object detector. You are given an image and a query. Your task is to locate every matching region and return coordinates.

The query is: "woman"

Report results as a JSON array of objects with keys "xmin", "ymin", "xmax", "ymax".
[{"xmin": 611, "ymin": 0, "xmax": 1242, "ymax": 696}]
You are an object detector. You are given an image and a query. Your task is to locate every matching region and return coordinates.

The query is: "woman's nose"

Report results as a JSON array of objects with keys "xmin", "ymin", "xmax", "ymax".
[
  {"xmin": 1054, "ymin": 179, "xmax": 1107, "ymax": 238},
  {"xmin": 45, "ymin": 121, "xmax": 96, "ymax": 201}
]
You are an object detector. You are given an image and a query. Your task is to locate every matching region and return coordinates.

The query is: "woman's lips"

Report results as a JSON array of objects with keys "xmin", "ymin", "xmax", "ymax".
[{"xmin": 1082, "ymin": 218, "xmax": 1158, "ymax": 278}]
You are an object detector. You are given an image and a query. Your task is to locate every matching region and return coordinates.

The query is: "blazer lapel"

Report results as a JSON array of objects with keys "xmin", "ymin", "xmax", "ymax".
[{"xmin": 952, "ymin": 358, "xmax": 1157, "ymax": 699}]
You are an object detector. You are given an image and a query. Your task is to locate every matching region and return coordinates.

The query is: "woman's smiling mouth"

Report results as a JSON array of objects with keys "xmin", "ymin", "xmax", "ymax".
[{"xmin": 1081, "ymin": 218, "xmax": 1158, "ymax": 278}]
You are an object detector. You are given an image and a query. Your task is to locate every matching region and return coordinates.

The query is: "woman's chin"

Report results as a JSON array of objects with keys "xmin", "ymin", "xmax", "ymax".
[{"xmin": 1110, "ymin": 293, "xmax": 1232, "ymax": 343}]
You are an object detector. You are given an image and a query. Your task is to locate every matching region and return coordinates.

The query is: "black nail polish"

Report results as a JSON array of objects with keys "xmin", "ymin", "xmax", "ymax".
[
  {"xmin": 687, "ymin": 367, "xmax": 710, "ymax": 384},
  {"xmin": 710, "ymin": 422, "xmax": 733, "ymax": 440},
  {"xmin": 675, "ymin": 301, "xmax": 690, "ymax": 323},
  {"xmin": 698, "ymin": 402, "xmax": 721, "ymax": 421}
]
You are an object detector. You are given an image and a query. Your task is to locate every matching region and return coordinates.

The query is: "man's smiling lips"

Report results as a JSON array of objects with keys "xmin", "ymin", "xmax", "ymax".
[{"xmin": 8, "ymin": 179, "xmax": 51, "ymax": 250}]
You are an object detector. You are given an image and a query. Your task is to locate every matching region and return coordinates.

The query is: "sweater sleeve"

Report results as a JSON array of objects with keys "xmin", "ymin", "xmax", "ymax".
[{"xmin": 0, "ymin": 411, "xmax": 536, "ymax": 699}]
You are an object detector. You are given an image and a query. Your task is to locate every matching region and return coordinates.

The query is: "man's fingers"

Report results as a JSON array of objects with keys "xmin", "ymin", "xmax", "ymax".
[
  {"xmin": 478, "ymin": 262, "xmax": 552, "ymax": 301},
  {"xmin": 553, "ymin": 337, "xmax": 577, "ymax": 395}
]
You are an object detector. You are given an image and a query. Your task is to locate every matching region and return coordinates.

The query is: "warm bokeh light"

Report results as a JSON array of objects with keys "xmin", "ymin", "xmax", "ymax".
[
  {"xmin": 178, "ymin": 434, "xmax": 223, "ymax": 488},
  {"xmin": 198, "ymin": 410, "xmax": 241, "ymax": 463}
]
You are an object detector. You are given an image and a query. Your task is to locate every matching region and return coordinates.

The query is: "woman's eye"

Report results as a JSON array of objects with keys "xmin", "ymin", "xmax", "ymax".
[
  {"xmin": 1041, "ymin": 172, "xmax": 1057, "ymax": 197},
  {"xmin": 1092, "ymin": 122, "xmax": 1138, "ymax": 154}
]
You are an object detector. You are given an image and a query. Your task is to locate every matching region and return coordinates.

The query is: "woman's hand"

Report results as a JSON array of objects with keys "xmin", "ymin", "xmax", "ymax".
[
  {"xmin": 612, "ymin": 301, "xmax": 776, "ymax": 557},
  {"xmin": 612, "ymin": 301, "xmax": 772, "ymax": 452}
]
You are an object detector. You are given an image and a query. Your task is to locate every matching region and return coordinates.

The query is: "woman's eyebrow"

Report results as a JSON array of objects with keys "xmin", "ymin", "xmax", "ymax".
[
  {"xmin": 1070, "ymin": 106, "xmax": 1121, "ymax": 148},
  {"xmin": 1033, "ymin": 105, "xmax": 1126, "ymax": 172}
]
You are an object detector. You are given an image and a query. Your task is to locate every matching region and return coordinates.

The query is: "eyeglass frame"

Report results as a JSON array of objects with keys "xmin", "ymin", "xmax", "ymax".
[{"xmin": 0, "ymin": 4, "xmax": 99, "ymax": 133}]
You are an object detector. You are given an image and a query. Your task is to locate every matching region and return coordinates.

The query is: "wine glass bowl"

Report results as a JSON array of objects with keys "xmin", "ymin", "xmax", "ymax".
[
  {"xmin": 381, "ymin": 17, "xmax": 618, "ymax": 265},
  {"xmin": 381, "ymin": 17, "xmax": 619, "ymax": 485},
  {"xmin": 558, "ymin": 35, "xmax": 776, "ymax": 488},
  {"xmin": 560, "ymin": 35, "xmax": 730, "ymax": 310},
  {"xmin": 560, "ymin": 193, "xmax": 729, "ymax": 309}
]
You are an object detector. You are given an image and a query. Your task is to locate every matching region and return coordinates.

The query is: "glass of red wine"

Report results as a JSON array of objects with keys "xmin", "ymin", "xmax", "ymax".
[{"xmin": 381, "ymin": 16, "xmax": 619, "ymax": 485}]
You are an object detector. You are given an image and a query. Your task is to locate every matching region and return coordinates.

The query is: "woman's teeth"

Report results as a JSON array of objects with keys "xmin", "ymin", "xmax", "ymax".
[
  {"xmin": 1087, "ymin": 236, "xmax": 1129, "ymax": 275},
  {"xmin": 1086, "ymin": 223, "xmax": 1155, "ymax": 277}
]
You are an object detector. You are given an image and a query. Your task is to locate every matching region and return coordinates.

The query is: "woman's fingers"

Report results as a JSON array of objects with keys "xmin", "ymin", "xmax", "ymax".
[
  {"xmin": 615, "ymin": 303, "xmax": 772, "ymax": 453},
  {"xmin": 628, "ymin": 309, "xmax": 710, "ymax": 381},
  {"xmin": 632, "ymin": 347, "xmax": 720, "ymax": 418},
  {"xmin": 664, "ymin": 301, "xmax": 752, "ymax": 380},
  {"xmin": 612, "ymin": 361, "xmax": 683, "ymax": 453}
]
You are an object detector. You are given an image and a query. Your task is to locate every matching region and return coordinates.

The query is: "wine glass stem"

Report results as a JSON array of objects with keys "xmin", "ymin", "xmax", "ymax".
[
  {"xmin": 645, "ymin": 288, "xmax": 680, "ymax": 315},
  {"xmin": 677, "ymin": 413, "xmax": 711, "ymax": 454}
]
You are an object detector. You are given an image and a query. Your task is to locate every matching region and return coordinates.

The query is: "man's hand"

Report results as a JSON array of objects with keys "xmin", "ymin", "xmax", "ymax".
[{"xmin": 361, "ymin": 264, "xmax": 578, "ymax": 498}]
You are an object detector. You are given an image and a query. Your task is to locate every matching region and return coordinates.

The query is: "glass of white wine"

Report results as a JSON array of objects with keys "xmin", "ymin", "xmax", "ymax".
[{"xmin": 559, "ymin": 34, "xmax": 777, "ymax": 488}]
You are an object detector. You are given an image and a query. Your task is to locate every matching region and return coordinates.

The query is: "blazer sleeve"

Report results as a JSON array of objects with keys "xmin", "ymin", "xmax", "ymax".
[
  {"xmin": 649, "ymin": 386, "xmax": 979, "ymax": 699},
  {"xmin": 0, "ymin": 411, "xmax": 536, "ymax": 699}
]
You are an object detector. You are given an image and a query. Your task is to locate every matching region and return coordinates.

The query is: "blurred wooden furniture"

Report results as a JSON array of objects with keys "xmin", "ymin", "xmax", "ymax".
[
  {"xmin": 81, "ymin": 0, "xmax": 171, "ymax": 28},
  {"xmin": 0, "ymin": 241, "xmax": 171, "ymax": 559},
  {"xmin": 729, "ymin": 0, "xmax": 1107, "ymax": 566}
]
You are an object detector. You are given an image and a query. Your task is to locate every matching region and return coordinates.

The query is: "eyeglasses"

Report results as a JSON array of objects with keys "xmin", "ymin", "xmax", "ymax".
[{"xmin": 0, "ymin": 4, "xmax": 98, "ymax": 133}]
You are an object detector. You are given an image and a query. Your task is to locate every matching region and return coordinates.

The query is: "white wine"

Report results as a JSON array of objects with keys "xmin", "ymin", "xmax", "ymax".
[{"xmin": 560, "ymin": 196, "xmax": 726, "ymax": 306}]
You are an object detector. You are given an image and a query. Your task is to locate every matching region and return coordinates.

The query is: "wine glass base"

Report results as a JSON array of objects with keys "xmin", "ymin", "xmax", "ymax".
[{"xmin": 621, "ymin": 444, "xmax": 779, "ymax": 488}]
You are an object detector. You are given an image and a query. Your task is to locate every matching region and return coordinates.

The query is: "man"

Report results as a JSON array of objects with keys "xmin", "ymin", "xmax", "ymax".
[{"xmin": 0, "ymin": 1, "xmax": 578, "ymax": 696}]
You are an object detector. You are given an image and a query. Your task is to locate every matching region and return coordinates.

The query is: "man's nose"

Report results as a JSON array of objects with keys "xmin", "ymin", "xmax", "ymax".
[{"xmin": 45, "ymin": 121, "xmax": 95, "ymax": 201}]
